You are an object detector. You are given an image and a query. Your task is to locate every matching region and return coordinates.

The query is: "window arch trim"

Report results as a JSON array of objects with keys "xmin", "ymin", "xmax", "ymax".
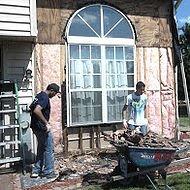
[{"xmin": 66, "ymin": 4, "xmax": 136, "ymax": 41}]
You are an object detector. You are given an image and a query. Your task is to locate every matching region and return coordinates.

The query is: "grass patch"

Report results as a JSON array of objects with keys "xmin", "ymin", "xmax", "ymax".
[
  {"xmin": 179, "ymin": 117, "xmax": 190, "ymax": 127},
  {"xmin": 167, "ymin": 173, "xmax": 190, "ymax": 190},
  {"xmin": 83, "ymin": 173, "xmax": 190, "ymax": 190}
]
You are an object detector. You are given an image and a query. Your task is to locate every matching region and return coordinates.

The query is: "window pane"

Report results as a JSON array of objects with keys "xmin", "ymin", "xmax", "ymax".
[
  {"xmin": 81, "ymin": 46, "xmax": 90, "ymax": 59},
  {"xmin": 71, "ymin": 92, "xmax": 82, "ymax": 106},
  {"xmin": 92, "ymin": 60, "xmax": 101, "ymax": 73},
  {"xmin": 71, "ymin": 91, "xmax": 102, "ymax": 124},
  {"xmin": 82, "ymin": 92, "xmax": 92, "ymax": 106},
  {"xmin": 116, "ymin": 75, "xmax": 127, "ymax": 87},
  {"xmin": 93, "ymin": 75, "xmax": 101, "ymax": 88},
  {"xmin": 79, "ymin": 6, "xmax": 101, "ymax": 36},
  {"xmin": 84, "ymin": 75, "xmax": 92, "ymax": 88},
  {"xmin": 126, "ymin": 61, "xmax": 134, "ymax": 73},
  {"xmin": 82, "ymin": 60, "xmax": 91, "ymax": 74},
  {"xmin": 69, "ymin": 15, "xmax": 98, "ymax": 37},
  {"xmin": 75, "ymin": 60, "xmax": 83, "ymax": 74},
  {"xmin": 93, "ymin": 107, "xmax": 102, "ymax": 121},
  {"xmin": 125, "ymin": 46, "xmax": 134, "ymax": 60},
  {"xmin": 116, "ymin": 47, "xmax": 123, "ymax": 59},
  {"xmin": 107, "ymin": 90, "xmax": 128, "ymax": 121},
  {"xmin": 103, "ymin": 6, "xmax": 122, "ymax": 36},
  {"xmin": 69, "ymin": 5, "xmax": 134, "ymax": 39},
  {"xmin": 70, "ymin": 45, "xmax": 79, "ymax": 59},
  {"xmin": 70, "ymin": 60, "xmax": 76, "ymax": 74},
  {"xmin": 106, "ymin": 19, "xmax": 133, "ymax": 38},
  {"xmin": 106, "ymin": 75, "xmax": 115, "ymax": 88},
  {"xmin": 70, "ymin": 75, "xmax": 84, "ymax": 89},
  {"xmin": 106, "ymin": 47, "xmax": 114, "ymax": 59},
  {"xmin": 106, "ymin": 60, "xmax": 115, "ymax": 73},
  {"xmin": 70, "ymin": 75, "xmax": 75, "ymax": 89},
  {"xmin": 116, "ymin": 61, "xmax": 126, "ymax": 74},
  {"xmin": 71, "ymin": 107, "xmax": 80, "ymax": 123},
  {"xmin": 127, "ymin": 75, "xmax": 134, "ymax": 87},
  {"xmin": 91, "ymin": 46, "xmax": 101, "ymax": 59}
]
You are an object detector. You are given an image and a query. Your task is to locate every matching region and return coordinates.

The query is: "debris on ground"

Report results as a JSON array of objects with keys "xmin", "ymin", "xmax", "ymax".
[
  {"xmin": 103, "ymin": 129, "xmax": 190, "ymax": 151},
  {"xmin": 20, "ymin": 129, "xmax": 190, "ymax": 189}
]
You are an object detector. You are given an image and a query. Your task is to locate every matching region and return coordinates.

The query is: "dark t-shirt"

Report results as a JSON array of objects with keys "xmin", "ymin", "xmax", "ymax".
[{"xmin": 30, "ymin": 91, "xmax": 50, "ymax": 131}]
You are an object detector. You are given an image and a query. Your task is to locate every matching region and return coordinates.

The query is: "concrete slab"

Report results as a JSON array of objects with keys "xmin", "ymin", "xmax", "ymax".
[{"xmin": 0, "ymin": 173, "xmax": 22, "ymax": 190}]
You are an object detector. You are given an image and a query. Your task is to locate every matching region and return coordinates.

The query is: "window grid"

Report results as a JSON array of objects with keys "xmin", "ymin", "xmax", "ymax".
[{"xmin": 67, "ymin": 4, "xmax": 135, "ymax": 126}]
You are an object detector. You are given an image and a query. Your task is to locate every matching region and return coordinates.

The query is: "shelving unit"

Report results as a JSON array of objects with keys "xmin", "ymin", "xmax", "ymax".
[{"xmin": 0, "ymin": 81, "xmax": 24, "ymax": 170}]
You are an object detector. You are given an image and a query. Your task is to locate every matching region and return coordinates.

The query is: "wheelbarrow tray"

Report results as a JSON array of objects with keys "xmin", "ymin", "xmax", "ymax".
[{"xmin": 113, "ymin": 143, "xmax": 176, "ymax": 168}]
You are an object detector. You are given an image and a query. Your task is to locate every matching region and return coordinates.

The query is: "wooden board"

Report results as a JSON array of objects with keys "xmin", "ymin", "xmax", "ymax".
[{"xmin": 36, "ymin": 0, "xmax": 174, "ymax": 46}]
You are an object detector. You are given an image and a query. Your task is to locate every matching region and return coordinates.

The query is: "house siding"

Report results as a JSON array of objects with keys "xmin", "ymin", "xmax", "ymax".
[
  {"xmin": 1, "ymin": 41, "xmax": 35, "ymax": 161},
  {"xmin": 0, "ymin": 0, "xmax": 37, "ymax": 37}
]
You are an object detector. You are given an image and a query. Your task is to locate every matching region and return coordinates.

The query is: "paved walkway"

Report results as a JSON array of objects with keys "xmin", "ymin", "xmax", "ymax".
[{"xmin": 0, "ymin": 173, "xmax": 22, "ymax": 190}]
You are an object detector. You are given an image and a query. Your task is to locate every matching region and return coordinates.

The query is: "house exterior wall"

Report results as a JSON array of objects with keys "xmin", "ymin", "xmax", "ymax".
[
  {"xmin": 35, "ymin": 0, "xmax": 177, "ymax": 152},
  {"xmin": 136, "ymin": 47, "xmax": 176, "ymax": 139},
  {"xmin": 0, "ymin": 0, "xmax": 37, "ymax": 37},
  {"xmin": 35, "ymin": 44, "xmax": 65, "ymax": 152},
  {"xmin": 0, "ymin": 41, "xmax": 35, "ymax": 161}
]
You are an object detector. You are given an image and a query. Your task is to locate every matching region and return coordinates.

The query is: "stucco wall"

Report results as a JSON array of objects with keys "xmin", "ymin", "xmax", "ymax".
[
  {"xmin": 35, "ymin": 44, "xmax": 65, "ymax": 152},
  {"xmin": 34, "ymin": 45, "xmax": 176, "ymax": 153},
  {"xmin": 136, "ymin": 47, "xmax": 176, "ymax": 138}
]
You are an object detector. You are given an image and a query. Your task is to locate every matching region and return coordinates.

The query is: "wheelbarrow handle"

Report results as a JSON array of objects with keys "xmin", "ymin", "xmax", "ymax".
[{"xmin": 176, "ymin": 146, "xmax": 190, "ymax": 154}]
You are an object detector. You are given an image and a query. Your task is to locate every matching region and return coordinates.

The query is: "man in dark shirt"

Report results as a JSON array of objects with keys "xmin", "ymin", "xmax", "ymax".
[{"xmin": 30, "ymin": 83, "xmax": 60, "ymax": 179}]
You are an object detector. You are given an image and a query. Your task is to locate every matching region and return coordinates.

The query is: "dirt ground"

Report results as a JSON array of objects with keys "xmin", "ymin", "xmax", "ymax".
[{"xmin": 1, "ymin": 148, "xmax": 190, "ymax": 190}]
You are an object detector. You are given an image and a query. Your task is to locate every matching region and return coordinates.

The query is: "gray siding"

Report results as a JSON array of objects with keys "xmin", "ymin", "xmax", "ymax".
[{"xmin": 0, "ymin": 0, "xmax": 37, "ymax": 37}]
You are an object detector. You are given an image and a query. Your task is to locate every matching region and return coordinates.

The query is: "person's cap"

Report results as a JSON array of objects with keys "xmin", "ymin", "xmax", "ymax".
[{"xmin": 47, "ymin": 83, "xmax": 61, "ymax": 94}]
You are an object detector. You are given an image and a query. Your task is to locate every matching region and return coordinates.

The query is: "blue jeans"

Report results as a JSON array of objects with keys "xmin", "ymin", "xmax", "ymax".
[
  {"xmin": 32, "ymin": 130, "xmax": 54, "ymax": 175},
  {"xmin": 128, "ymin": 124, "xmax": 147, "ymax": 136}
]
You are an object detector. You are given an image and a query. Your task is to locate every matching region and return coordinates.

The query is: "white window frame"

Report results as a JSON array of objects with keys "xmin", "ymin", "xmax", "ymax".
[{"xmin": 66, "ymin": 4, "xmax": 136, "ymax": 127}]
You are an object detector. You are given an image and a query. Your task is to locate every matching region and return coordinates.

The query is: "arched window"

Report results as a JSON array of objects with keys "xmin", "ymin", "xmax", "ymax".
[{"xmin": 66, "ymin": 4, "xmax": 135, "ymax": 126}]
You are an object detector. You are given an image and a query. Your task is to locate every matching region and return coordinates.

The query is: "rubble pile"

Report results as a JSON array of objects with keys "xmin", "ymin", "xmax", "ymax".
[
  {"xmin": 56, "ymin": 153, "xmax": 118, "ymax": 180},
  {"xmin": 103, "ymin": 129, "xmax": 190, "ymax": 150}
]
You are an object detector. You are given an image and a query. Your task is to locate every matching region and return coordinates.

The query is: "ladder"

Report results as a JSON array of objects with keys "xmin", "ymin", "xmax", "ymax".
[{"xmin": 0, "ymin": 81, "xmax": 24, "ymax": 171}]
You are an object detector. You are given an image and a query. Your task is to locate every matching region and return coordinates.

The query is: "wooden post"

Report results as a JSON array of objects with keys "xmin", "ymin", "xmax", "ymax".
[
  {"xmin": 61, "ymin": 82, "xmax": 68, "ymax": 155},
  {"xmin": 96, "ymin": 125, "xmax": 101, "ymax": 149},
  {"xmin": 63, "ymin": 127, "xmax": 68, "ymax": 156},
  {"xmin": 79, "ymin": 127, "xmax": 83, "ymax": 152},
  {"xmin": 90, "ymin": 126, "xmax": 95, "ymax": 149}
]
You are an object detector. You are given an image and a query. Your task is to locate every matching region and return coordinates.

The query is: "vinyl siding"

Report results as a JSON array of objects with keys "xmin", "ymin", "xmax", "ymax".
[{"xmin": 0, "ymin": 0, "xmax": 37, "ymax": 37}]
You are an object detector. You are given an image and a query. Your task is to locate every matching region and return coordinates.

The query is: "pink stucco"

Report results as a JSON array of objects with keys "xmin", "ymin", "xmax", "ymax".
[
  {"xmin": 140, "ymin": 47, "xmax": 176, "ymax": 138},
  {"xmin": 160, "ymin": 48, "xmax": 176, "ymax": 139},
  {"xmin": 34, "ymin": 44, "xmax": 177, "ymax": 153},
  {"xmin": 146, "ymin": 48, "xmax": 176, "ymax": 138},
  {"xmin": 35, "ymin": 44, "xmax": 63, "ymax": 152}
]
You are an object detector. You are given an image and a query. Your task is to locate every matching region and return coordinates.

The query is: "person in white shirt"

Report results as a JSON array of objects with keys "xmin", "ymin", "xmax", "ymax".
[{"xmin": 122, "ymin": 81, "xmax": 148, "ymax": 136}]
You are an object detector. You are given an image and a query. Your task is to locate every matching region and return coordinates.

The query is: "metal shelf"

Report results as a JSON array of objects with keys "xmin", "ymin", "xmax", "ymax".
[
  {"xmin": 0, "ymin": 157, "xmax": 22, "ymax": 164},
  {"xmin": 0, "ymin": 141, "xmax": 21, "ymax": 146},
  {"xmin": 0, "ymin": 124, "xmax": 20, "ymax": 129},
  {"xmin": 0, "ymin": 81, "xmax": 25, "ymax": 172},
  {"xmin": 0, "ymin": 109, "xmax": 17, "ymax": 114},
  {"xmin": 0, "ymin": 94, "xmax": 16, "ymax": 98}
]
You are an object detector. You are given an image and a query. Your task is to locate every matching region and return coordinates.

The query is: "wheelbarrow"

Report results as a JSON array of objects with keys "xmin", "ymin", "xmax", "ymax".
[{"xmin": 110, "ymin": 141, "xmax": 176, "ymax": 190}]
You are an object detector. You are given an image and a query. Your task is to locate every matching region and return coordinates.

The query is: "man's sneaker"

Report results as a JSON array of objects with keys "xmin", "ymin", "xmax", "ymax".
[
  {"xmin": 30, "ymin": 172, "xmax": 39, "ymax": 178},
  {"xmin": 41, "ymin": 172, "xmax": 59, "ymax": 181}
]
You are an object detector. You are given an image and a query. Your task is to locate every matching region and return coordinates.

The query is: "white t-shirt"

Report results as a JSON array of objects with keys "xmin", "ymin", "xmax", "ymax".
[{"xmin": 126, "ymin": 92, "xmax": 148, "ymax": 125}]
